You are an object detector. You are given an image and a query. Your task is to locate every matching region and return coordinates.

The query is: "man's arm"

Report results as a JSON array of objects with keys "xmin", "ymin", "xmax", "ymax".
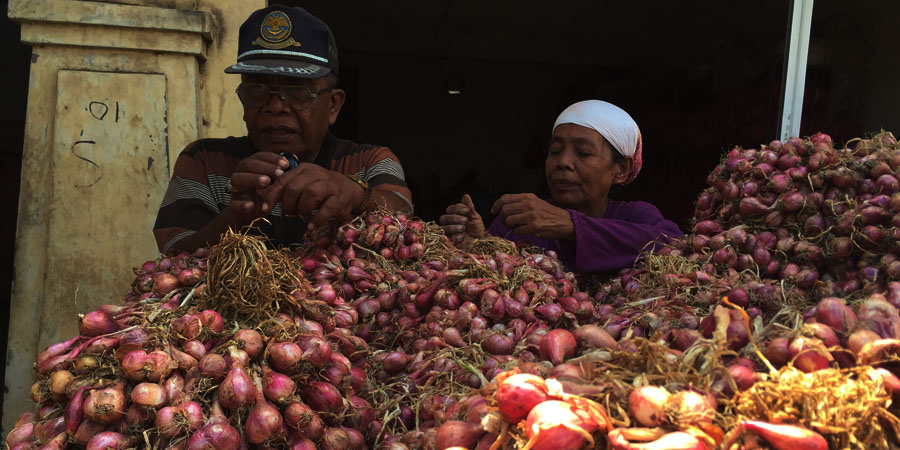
[
  {"xmin": 155, "ymin": 149, "xmax": 287, "ymax": 253},
  {"xmin": 162, "ymin": 208, "xmax": 247, "ymax": 253},
  {"xmin": 356, "ymin": 146, "xmax": 413, "ymax": 213},
  {"xmin": 367, "ymin": 187, "xmax": 413, "ymax": 213}
]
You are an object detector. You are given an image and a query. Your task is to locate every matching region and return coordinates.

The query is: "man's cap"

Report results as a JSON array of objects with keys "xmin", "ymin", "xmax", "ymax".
[{"xmin": 225, "ymin": 5, "xmax": 339, "ymax": 79}]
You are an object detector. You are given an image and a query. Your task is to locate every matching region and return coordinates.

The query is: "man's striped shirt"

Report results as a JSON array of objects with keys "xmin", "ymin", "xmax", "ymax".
[{"xmin": 154, "ymin": 134, "xmax": 412, "ymax": 253}]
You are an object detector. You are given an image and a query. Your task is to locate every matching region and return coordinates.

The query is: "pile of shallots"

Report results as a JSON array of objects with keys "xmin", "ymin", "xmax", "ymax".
[
  {"xmin": 8, "ymin": 131, "xmax": 900, "ymax": 450},
  {"xmin": 8, "ymin": 247, "xmax": 378, "ymax": 450}
]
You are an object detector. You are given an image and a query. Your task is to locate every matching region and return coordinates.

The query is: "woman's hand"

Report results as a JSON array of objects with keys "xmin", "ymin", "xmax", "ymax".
[
  {"xmin": 440, "ymin": 194, "xmax": 486, "ymax": 250},
  {"xmin": 491, "ymin": 193, "xmax": 575, "ymax": 240}
]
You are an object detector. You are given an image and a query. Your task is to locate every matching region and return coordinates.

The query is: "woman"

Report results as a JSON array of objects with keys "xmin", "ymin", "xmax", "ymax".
[{"xmin": 440, "ymin": 100, "xmax": 682, "ymax": 274}]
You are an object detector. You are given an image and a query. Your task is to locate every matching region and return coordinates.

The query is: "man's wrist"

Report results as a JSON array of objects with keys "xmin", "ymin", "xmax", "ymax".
[
  {"xmin": 222, "ymin": 204, "xmax": 251, "ymax": 227},
  {"xmin": 346, "ymin": 174, "xmax": 370, "ymax": 214}
]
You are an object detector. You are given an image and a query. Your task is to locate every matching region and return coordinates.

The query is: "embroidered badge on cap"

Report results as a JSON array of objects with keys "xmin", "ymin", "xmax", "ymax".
[{"xmin": 253, "ymin": 11, "xmax": 302, "ymax": 50}]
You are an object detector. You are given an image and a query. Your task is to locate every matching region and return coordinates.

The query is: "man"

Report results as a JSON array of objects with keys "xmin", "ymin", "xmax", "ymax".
[{"xmin": 154, "ymin": 5, "xmax": 412, "ymax": 253}]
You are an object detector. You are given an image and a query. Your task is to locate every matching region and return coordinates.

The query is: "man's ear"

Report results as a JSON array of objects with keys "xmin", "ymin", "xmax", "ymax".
[
  {"xmin": 614, "ymin": 157, "xmax": 634, "ymax": 184},
  {"xmin": 328, "ymin": 89, "xmax": 346, "ymax": 125}
]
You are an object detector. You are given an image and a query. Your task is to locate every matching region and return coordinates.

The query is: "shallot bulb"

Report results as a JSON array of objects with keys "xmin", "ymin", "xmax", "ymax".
[
  {"xmin": 608, "ymin": 428, "xmax": 706, "ymax": 450},
  {"xmin": 187, "ymin": 400, "xmax": 241, "ymax": 450},
  {"xmin": 86, "ymin": 432, "xmax": 133, "ymax": 450},
  {"xmin": 284, "ymin": 401, "xmax": 325, "ymax": 441},
  {"xmin": 496, "ymin": 373, "xmax": 549, "ymax": 423},
  {"xmin": 156, "ymin": 401, "xmax": 204, "ymax": 437},
  {"xmin": 296, "ymin": 333, "xmax": 332, "ymax": 366},
  {"xmin": 80, "ymin": 310, "xmax": 120, "ymax": 337},
  {"xmin": 573, "ymin": 325, "xmax": 616, "ymax": 349},
  {"xmin": 6, "ymin": 423, "xmax": 35, "ymax": 448},
  {"xmin": 434, "ymin": 420, "xmax": 484, "ymax": 450},
  {"xmin": 666, "ymin": 390, "xmax": 714, "ymax": 427},
  {"xmin": 198, "ymin": 353, "xmax": 228, "ymax": 380},
  {"xmin": 83, "ymin": 383, "xmax": 126, "ymax": 424},
  {"xmin": 48, "ymin": 370, "xmax": 74, "ymax": 400},
  {"xmin": 628, "ymin": 386, "xmax": 670, "ymax": 427},
  {"xmin": 121, "ymin": 350, "xmax": 175, "ymax": 382},
  {"xmin": 539, "ymin": 329, "xmax": 577, "ymax": 365},
  {"xmin": 131, "ymin": 382, "xmax": 168, "ymax": 408},
  {"xmin": 73, "ymin": 419, "xmax": 110, "ymax": 447},
  {"xmin": 65, "ymin": 387, "xmax": 87, "ymax": 435},
  {"xmin": 523, "ymin": 400, "xmax": 605, "ymax": 450},
  {"xmin": 233, "ymin": 328, "xmax": 263, "ymax": 359},
  {"xmin": 262, "ymin": 367, "xmax": 296, "ymax": 405},
  {"xmin": 245, "ymin": 373, "xmax": 285, "ymax": 444},
  {"xmin": 740, "ymin": 419, "xmax": 827, "ymax": 450},
  {"xmin": 218, "ymin": 362, "xmax": 256, "ymax": 410},
  {"xmin": 268, "ymin": 341, "xmax": 303, "ymax": 374},
  {"xmin": 302, "ymin": 381, "xmax": 343, "ymax": 412},
  {"xmin": 37, "ymin": 336, "xmax": 80, "ymax": 365}
]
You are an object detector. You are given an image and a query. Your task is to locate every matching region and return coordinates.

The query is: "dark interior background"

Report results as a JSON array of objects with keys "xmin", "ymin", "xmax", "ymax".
[
  {"xmin": 2, "ymin": 0, "xmax": 899, "ymax": 424},
  {"xmin": 284, "ymin": 0, "xmax": 792, "ymax": 228},
  {"xmin": 280, "ymin": 1, "xmax": 900, "ymax": 229},
  {"xmin": 1, "ymin": 0, "xmax": 29, "ymax": 420},
  {"xmin": 799, "ymin": 2, "xmax": 900, "ymax": 143}
]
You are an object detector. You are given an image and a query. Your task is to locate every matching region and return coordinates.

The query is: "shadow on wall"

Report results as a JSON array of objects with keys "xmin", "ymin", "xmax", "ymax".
[{"xmin": 1, "ymin": 0, "xmax": 31, "ymax": 427}]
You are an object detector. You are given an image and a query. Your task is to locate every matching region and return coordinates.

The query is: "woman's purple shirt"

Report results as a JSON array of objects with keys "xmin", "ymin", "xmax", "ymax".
[{"xmin": 486, "ymin": 200, "xmax": 683, "ymax": 273}]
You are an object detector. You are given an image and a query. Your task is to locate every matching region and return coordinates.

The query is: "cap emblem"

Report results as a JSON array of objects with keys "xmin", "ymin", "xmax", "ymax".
[{"xmin": 253, "ymin": 11, "xmax": 302, "ymax": 50}]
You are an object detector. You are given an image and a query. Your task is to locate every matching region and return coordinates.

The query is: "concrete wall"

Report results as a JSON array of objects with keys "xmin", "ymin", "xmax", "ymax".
[{"xmin": 3, "ymin": 0, "xmax": 261, "ymax": 433}]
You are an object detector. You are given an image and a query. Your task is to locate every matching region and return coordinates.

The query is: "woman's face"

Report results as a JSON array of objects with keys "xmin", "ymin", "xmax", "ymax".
[{"xmin": 545, "ymin": 123, "xmax": 629, "ymax": 215}]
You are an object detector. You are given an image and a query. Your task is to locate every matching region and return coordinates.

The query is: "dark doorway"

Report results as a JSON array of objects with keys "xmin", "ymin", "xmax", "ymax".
[
  {"xmin": 277, "ymin": 1, "xmax": 790, "ymax": 229},
  {"xmin": 799, "ymin": 1, "xmax": 900, "ymax": 144},
  {"xmin": 0, "ymin": 0, "xmax": 30, "ymax": 428}
]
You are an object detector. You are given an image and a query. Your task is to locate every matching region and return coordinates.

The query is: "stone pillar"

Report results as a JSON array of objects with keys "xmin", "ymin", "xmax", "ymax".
[{"xmin": 3, "ymin": 0, "xmax": 262, "ymax": 432}]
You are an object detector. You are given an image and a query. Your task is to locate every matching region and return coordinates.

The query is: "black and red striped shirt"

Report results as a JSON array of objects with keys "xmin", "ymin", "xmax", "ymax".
[{"xmin": 154, "ymin": 134, "xmax": 412, "ymax": 252}]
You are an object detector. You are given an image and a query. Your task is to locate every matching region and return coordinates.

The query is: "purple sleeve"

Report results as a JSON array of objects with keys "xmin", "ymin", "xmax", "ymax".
[
  {"xmin": 561, "ymin": 202, "xmax": 683, "ymax": 273},
  {"xmin": 486, "ymin": 217, "xmax": 511, "ymax": 239},
  {"xmin": 486, "ymin": 218, "xmax": 561, "ymax": 253}
]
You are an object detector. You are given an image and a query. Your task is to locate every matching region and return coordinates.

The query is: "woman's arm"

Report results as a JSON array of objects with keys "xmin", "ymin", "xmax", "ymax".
[{"xmin": 559, "ymin": 202, "xmax": 683, "ymax": 273}]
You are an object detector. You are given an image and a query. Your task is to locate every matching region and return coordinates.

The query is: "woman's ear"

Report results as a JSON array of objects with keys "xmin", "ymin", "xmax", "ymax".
[
  {"xmin": 614, "ymin": 158, "xmax": 634, "ymax": 184},
  {"xmin": 327, "ymin": 89, "xmax": 346, "ymax": 125}
]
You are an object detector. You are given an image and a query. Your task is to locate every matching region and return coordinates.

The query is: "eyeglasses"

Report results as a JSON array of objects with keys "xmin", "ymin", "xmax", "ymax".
[{"xmin": 235, "ymin": 83, "xmax": 334, "ymax": 110}]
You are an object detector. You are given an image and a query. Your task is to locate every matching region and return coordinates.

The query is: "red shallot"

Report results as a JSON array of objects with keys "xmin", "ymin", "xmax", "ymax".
[
  {"xmin": 83, "ymin": 383, "xmax": 126, "ymax": 424},
  {"xmin": 218, "ymin": 362, "xmax": 256, "ymax": 410},
  {"xmin": 539, "ymin": 329, "xmax": 577, "ymax": 365},
  {"xmin": 628, "ymin": 386, "xmax": 670, "ymax": 427},
  {"xmin": 522, "ymin": 400, "xmax": 604, "ymax": 450},
  {"xmin": 740, "ymin": 419, "xmax": 827, "ymax": 450},
  {"xmin": 608, "ymin": 428, "xmax": 706, "ymax": 450},
  {"xmin": 496, "ymin": 373, "xmax": 549, "ymax": 423}
]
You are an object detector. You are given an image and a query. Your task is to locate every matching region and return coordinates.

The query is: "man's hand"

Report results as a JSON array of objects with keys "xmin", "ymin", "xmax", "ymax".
[
  {"xmin": 491, "ymin": 193, "xmax": 575, "ymax": 240},
  {"xmin": 228, "ymin": 152, "xmax": 290, "ymax": 220},
  {"xmin": 260, "ymin": 163, "xmax": 365, "ymax": 231},
  {"xmin": 440, "ymin": 194, "xmax": 486, "ymax": 250}
]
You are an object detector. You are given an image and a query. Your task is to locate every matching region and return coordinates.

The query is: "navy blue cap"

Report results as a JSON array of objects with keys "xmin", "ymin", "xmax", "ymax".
[{"xmin": 225, "ymin": 5, "xmax": 339, "ymax": 79}]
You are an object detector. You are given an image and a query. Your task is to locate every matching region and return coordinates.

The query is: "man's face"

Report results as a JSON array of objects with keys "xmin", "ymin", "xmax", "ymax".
[{"xmin": 240, "ymin": 74, "xmax": 345, "ymax": 161}]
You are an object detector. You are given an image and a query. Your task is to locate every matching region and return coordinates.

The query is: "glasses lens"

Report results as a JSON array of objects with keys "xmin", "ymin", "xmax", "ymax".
[
  {"xmin": 281, "ymin": 86, "xmax": 315, "ymax": 108},
  {"xmin": 237, "ymin": 84, "xmax": 322, "ymax": 110},
  {"xmin": 237, "ymin": 84, "xmax": 270, "ymax": 107}
]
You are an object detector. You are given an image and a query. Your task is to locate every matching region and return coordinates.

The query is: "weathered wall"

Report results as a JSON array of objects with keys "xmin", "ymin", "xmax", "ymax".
[
  {"xmin": 3, "ymin": 0, "xmax": 261, "ymax": 433},
  {"xmin": 197, "ymin": 1, "xmax": 253, "ymax": 139}
]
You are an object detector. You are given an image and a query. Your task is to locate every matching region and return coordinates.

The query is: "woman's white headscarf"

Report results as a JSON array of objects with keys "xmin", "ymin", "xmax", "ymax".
[{"xmin": 552, "ymin": 100, "xmax": 643, "ymax": 184}]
